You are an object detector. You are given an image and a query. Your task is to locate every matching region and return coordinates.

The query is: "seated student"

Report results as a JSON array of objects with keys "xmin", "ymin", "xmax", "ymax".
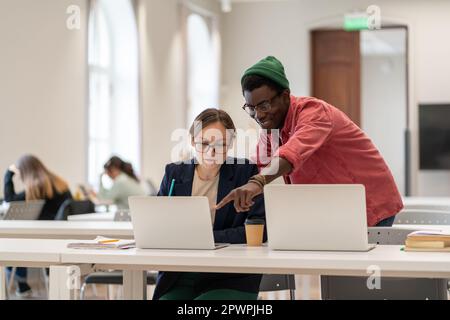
[
  {"xmin": 3, "ymin": 154, "xmax": 72, "ymax": 297},
  {"xmin": 154, "ymin": 108, "xmax": 266, "ymax": 300},
  {"xmin": 96, "ymin": 156, "xmax": 146, "ymax": 209},
  {"xmin": 4, "ymin": 155, "xmax": 73, "ymax": 219}
]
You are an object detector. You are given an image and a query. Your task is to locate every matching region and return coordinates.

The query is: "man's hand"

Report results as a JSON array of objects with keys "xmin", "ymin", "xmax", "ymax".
[
  {"xmin": 215, "ymin": 182, "xmax": 263, "ymax": 212},
  {"xmin": 215, "ymin": 157, "xmax": 293, "ymax": 213}
]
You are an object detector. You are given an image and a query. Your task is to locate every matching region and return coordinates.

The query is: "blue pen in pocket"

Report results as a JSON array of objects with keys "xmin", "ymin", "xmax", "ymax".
[{"xmin": 168, "ymin": 179, "xmax": 175, "ymax": 197}]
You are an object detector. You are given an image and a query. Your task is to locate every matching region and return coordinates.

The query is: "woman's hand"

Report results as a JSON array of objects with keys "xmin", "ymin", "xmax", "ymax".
[
  {"xmin": 8, "ymin": 164, "xmax": 19, "ymax": 175},
  {"xmin": 215, "ymin": 182, "xmax": 263, "ymax": 212}
]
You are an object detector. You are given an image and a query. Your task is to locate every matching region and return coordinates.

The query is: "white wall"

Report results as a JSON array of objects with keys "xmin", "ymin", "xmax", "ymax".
[
  {"xmin": 0, "ymin": 0, "xmax": 221, "ymax": 195},
  {"xmin": 2, "ymin": 0, "xmax": 450, "ymax": 197},
  {"xmin": 138, "ymin": 0, "xmax": 222, "ymax": 186},
  {"xmin": 361, "ymin": 55, "xmax": 406, "ymax": 195},
  {"xmin": 220, "ymin": 0, "xmax": 450, "ymax": 196},
  {"xmin": 0, "ymin": 0, "xmax": 88, "ymax": 195}
]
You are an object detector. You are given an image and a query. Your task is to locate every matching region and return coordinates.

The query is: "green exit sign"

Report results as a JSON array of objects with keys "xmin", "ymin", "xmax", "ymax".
[{"xmin": 344, "ymin": 13, "xmax": 369, "ymax": 31}]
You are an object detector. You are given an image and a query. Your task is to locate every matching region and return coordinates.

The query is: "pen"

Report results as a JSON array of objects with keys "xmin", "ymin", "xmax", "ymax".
[
  {"xmin": 99, "ymin": 239, "xmax": 119, "ymax": 244},
  {"xmin": 168, "ymin": 179, "xmax": 175, "ymax": 197}
]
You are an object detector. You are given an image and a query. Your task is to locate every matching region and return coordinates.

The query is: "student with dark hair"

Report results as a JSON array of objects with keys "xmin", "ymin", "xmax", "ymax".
[
  {"xmin": 154, "ymin": 108, "xmax": 266, "ymax": 300},
  {"xmin": 97, "ymin": 156, "xmax": 145, "ymax": 209},
  {"xmin": 216, "ymin": 56, "xmax": 403, "ymax": 227}
]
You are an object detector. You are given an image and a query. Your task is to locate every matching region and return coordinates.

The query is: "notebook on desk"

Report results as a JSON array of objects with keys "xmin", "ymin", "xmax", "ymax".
[{"xmin": 67, "ymin": 236, "xmax": 135, "ymax": 250}]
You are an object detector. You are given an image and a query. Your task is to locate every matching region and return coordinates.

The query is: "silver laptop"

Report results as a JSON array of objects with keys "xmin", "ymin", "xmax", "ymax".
[
  {"xmin": 2, "ymin": 200, "xmax": 45, "ymax": 220},
  {"xmin": 264, "ymin": 184, "xmax": 375, "ymax": 251},
  {"xmin": 129, "ymin": 196, "xmax": 228, "ymax": 250}
]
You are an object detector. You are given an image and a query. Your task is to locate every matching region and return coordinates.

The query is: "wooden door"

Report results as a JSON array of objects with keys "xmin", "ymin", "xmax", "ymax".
[{"xmin": 311, "ymin": 29, "xmax": 361, "ymax": 126}]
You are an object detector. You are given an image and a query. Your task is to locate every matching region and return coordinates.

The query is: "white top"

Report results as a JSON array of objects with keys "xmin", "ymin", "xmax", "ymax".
[
  {"xmin": 192, "ymin": 168, "xmax": 219, "ymax": 224},
  {"xmin": 98, "ymin": 173, "xmax": 146, "ymax": 209}
]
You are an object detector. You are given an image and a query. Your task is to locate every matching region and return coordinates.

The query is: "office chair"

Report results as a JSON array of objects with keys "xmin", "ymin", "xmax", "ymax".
[
  {"xmin": 394, "ymin": 209, "xmax": 450, "ymax": 225},
  {"xmin": 3, "ymin": 200, "xmax": 45, "ymax": 297},
  {"xmin": 80, "ymin": 271, "xmax": 157, "ymax": 300},
  {"xmin": 55, "ymin": 199, "xmax": 96, "ymax": 220},
  {"xmin": 79, "ymin": 209, "xmax": 140, "ymax": 299},
  {"xmin": 259, "ymin": 274, "xmax": 296, "ymax": 300},
  {"xmin": 113, "ymin": 209, "xmax": 131, "ymax": 221},
  {"xmin": 2, "ymin": 200, "xmax": 45, "ymax": 220}
]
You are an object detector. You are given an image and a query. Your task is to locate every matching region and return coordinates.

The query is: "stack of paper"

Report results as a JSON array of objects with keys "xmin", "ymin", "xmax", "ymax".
[{"xmin": 67, "ymin": 236, "xmax": 135, "ymax": 250}]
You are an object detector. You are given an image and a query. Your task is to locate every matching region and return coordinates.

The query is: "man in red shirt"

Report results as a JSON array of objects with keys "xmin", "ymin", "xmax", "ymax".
[{"xmin": 216, "ymin": 56, "xmax": 403, "ymax": 226}]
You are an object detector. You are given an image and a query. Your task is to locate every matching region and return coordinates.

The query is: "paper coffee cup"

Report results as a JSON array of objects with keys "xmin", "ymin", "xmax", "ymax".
[{"xmin": 245, "ymin": 218, "xmax": 265, "ymax": 246}]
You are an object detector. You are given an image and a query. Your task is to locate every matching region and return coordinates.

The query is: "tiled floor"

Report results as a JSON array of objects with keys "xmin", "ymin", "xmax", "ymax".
[{"xmin": 7, "ymin": 269, "xmax": 321, "ymax": 300}]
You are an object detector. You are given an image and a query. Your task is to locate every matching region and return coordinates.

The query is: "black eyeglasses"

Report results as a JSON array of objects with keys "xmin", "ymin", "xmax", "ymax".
[
  {"xmin": 242, "ymin": 92, "xmax": 281, "ymax": 118},
  {"xmin": 194, "ymin": 142, "xmax": 228, "ymax": 153}
]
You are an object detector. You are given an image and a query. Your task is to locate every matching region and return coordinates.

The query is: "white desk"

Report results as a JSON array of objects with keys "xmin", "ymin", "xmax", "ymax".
[
  {"xmin": 60, "ymin": 243, "xmax": 450, "ymax": 278},
  {"xmin": 0, "ymin": 239, "xmax": 65, "ymax": 299},
  {"xmin": 0, "ymin": 221, "xmax": 131, "ymax": 300},
  {"xmin": 2, "ymin": 238, "xmax": 450, "ymax": 300},
  {"xmin": 2, "ymin": 224, "xmax": 450, "ymax": 300},
  {"xmin": 58, "ymin": 241, "xmax": 450, "ymax": 300},
  {"xmin": 67, "ymin": 212, "xmax": 115, "ymax": 222},
  {"xmin": 0, "ymin": 238, "xmax": 64, "ymax": 266},
  {"xmin": 0, "ymin": 220, "xmax": 133, "ymax": 239}
]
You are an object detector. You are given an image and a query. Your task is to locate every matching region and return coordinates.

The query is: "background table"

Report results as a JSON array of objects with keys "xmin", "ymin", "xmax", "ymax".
[
  {"xmin": 67, "ymin": 212, "xmax": 115, "ymax": 222},
  {"xmin": 0, "ymin": 220, "xmax": 133, "ymax": 239}
]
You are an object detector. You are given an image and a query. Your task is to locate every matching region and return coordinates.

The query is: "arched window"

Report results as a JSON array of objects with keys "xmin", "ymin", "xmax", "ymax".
[
  {"xmin": 186, "ymin": 12, "xmax": 220, "ymax": 126},
  {"xmin": 88, "ymin": 0, "xmax": 140, "ymax": 187}
]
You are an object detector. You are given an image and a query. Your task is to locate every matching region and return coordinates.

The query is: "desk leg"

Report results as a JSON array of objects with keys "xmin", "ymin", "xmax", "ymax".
[
  {"xmin": 0, "ymin": 267, "xmax": 6, "ymax": 300},
  {"xmin": 301, "ymin": 275, "xmax": 311, "ymax": 300},
  {"xmin": 123, "ymin": 270, "xmax": 147, "ymax": 300},
  {"xmin": 49, "ymin": 265, "xmax": 81, "ymax": 300}
]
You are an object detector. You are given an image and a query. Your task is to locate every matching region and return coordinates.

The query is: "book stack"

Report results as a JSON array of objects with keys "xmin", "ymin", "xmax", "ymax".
[{"xmin": 404, "ymin": 231, "xmax": 450, "ymax": 252}]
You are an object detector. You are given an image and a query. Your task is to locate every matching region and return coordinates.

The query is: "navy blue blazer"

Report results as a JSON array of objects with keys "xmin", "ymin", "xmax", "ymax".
[{"xmin": 152, "ymin": 158, "xmax": 266, "ymax": 300}]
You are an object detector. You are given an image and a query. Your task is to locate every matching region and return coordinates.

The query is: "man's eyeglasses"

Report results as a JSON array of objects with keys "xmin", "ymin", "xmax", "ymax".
[
  {"xmin": 242, "ymin": 92, "xmax": 281, "ymax": 118},
  {"xmin": 194, "ymin": 142, "xmax": 228, "ymax": 153}
]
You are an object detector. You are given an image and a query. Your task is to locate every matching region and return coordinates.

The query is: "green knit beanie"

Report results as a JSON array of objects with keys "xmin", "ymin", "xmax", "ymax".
[{"xmin": 241, "ymin": 56, "xmax": 290, "ymax": 90}]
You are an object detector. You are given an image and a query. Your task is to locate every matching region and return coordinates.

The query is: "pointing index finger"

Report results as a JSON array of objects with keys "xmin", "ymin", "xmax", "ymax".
[{"xmin": 215, "ymin": 191, "xmax": 235, "ymax": 210}]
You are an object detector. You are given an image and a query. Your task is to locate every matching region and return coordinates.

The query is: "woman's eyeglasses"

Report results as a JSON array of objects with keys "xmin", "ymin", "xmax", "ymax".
[{"xmin": 194, "ymin": 142, "xmax": 228, "ymax": 153}]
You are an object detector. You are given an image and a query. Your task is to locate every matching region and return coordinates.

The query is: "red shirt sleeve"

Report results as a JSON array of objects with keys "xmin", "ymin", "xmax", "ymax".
[{"xmin": 275, "ymin": 101, "xmax": 333, "ymax": 171}]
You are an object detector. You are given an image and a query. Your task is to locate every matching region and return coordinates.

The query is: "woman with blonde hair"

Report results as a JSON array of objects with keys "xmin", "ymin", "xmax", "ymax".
[
  {"xmin": 4, "ymin": 154, "xmax": 72, "ymax": 220},
  {"xmin": 4, "ymin": 154, "xmax": 72, "ymax": 296}
]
